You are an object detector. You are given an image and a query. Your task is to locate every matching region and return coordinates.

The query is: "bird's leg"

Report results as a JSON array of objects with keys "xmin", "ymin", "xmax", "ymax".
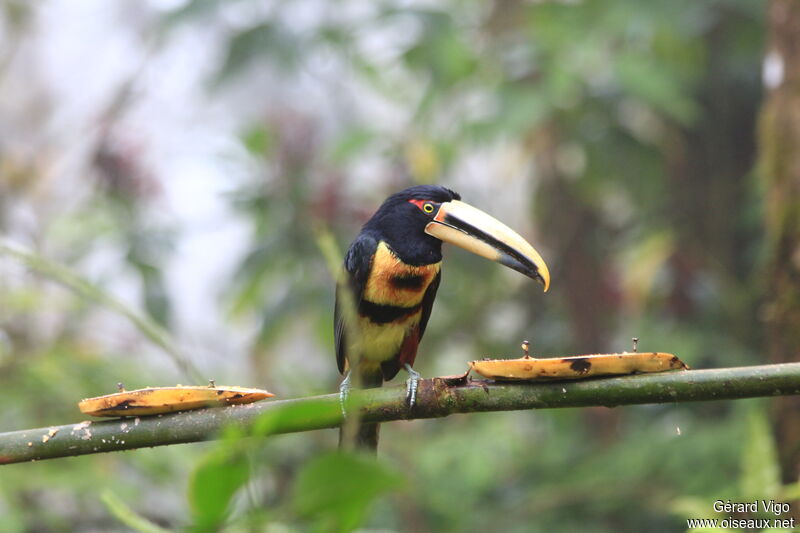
[
  {"xmin": 404, "ymin": 363, "xmax": 421, "ymax": 408},
  {"xmin": 339, "ymin": 371, "xmax": 352, "ymax": 418}
]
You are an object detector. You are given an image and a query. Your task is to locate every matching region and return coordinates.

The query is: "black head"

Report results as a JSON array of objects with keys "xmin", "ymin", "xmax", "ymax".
[{"xmin": 362, "ymin": 185, "xmax": 461, "ymax": 265}]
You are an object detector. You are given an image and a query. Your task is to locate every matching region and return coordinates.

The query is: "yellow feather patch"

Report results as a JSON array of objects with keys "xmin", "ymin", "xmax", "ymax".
[
  {"xmin": 357, "ymin": 310, "xmax": 422, "ymax": 364},
  {"xmin": 363, "ymin": 242, "xmax": 440, "ymax": 307}
]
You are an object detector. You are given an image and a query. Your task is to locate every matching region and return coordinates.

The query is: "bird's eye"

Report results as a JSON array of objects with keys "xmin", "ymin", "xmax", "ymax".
[{"xmin": 408, "ymin": 199, "xmax": 439, "ymax": 214}]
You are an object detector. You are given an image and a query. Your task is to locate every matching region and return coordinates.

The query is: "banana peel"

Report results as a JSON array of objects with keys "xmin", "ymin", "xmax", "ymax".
[
  {"xmin": 469, "ymin": 352, "xmax": 688, "ymax": 381},
  {"xmin": 78, "ymin": 385, "xmax": 274, "ymax": 417}
]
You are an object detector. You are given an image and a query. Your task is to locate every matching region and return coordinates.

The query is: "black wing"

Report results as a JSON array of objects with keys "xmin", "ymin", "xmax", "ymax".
[
  {"xmin": 335, "ymin": 232, "xmax": 377, "ymax": 374},
  {"xmin": 418, "ymin": 270, "xmax": 441, "ymax": 342}
]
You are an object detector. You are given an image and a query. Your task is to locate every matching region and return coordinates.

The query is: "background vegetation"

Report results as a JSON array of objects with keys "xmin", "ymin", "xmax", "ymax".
[{"xmin": 0, "ymin": 0, "xmax": 795, "ymax": 531}]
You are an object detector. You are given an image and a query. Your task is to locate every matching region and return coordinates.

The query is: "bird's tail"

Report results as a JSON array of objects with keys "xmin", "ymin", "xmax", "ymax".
[{"xmin": 339, "ymin": 369, "xmax": 383, "ymax": 453}]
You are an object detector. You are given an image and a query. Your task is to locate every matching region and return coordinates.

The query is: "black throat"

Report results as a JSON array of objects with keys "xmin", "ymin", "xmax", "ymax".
[{"xmin": 364, "ymin": 225, "xmax": 443, "ymax": 266}]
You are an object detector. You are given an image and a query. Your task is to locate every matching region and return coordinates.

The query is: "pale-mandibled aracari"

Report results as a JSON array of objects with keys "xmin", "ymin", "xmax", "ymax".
[{"xmin": 335, "ymin": 185, "xmax": 550, "ymax": 450}]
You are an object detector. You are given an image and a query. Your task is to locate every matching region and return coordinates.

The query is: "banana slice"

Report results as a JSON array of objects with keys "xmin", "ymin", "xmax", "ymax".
[
  {"xmin": 78, "ymin": 385, "xmax": 274, "ymax": 417},
  {"xmin": 469, "ymin": 352, "xmax": 688, "ymax": 381}
]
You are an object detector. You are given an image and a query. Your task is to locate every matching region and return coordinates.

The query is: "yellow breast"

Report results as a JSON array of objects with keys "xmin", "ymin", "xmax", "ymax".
[{"xmin": 363, "ymin": 241, "xmax": 440, "ymax": 307}]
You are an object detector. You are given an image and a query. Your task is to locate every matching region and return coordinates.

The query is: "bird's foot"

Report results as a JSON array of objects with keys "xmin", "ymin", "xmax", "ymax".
[
  {"xmin": 339, "ymin": 371, "xmax": 352, "ymax": 419},
  {"xmin": 404, "ymin": 363, "xmax": 421, "ymax": 408}
]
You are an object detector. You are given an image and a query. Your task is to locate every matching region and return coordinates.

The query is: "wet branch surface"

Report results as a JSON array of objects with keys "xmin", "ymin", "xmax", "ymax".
[{"xmin": 2, "ymin": 363, "xmax": 800, "ymax": 465}]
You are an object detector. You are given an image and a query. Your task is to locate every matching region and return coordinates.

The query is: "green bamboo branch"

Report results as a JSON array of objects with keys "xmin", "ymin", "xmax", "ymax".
[
  {"xmin": 2, "ymin": 363, "xmax": 800, "ymax": 465},
  {"xmin": 0, "ymin": 238, "xmax": 202, "ymax": 381}
]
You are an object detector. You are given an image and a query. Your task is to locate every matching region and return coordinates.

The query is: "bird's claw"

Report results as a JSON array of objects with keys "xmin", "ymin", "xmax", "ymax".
[
  {"xmin": 339, "ymin": 371, "xmax": 352, "ymax": 419},
  {"xmin": 404, "ymin": 363, "xmax": 421, "ymax": 408}
]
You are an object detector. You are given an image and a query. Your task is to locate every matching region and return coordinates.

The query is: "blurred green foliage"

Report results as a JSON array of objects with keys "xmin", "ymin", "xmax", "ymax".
[{"xmin": 0, "ymin": 0, "xmax": 781, "ymax": 531}]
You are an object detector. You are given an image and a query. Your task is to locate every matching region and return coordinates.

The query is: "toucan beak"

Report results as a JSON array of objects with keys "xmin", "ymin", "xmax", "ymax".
[{"xmin": 425, "ymin": 200, "xmax": 550, "ymax": 292}]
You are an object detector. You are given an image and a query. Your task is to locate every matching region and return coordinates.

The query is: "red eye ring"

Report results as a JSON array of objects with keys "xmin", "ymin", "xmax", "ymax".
[{"xmin": 409, "ymin": 199, "xmax": 436, "ymax": 214}]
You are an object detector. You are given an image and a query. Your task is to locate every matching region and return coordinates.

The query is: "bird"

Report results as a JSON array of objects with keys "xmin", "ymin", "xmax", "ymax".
[{"xmin": 335, "ymin": 184, "xmax": 550, "ymax": 451}]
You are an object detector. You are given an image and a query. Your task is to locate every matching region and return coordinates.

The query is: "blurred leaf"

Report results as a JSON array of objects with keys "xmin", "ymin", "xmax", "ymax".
[
  {"xmin": 135, "ymin": 261, "xmax": 172, "ymax": 328},
  {"xmin": 182, "ymin": 397, "xmax": 343, "ymax": 530},
  {"xmin": 620, "ymin": 230, "xmax": 675, "ymax": 308},
  {"xmin": 160, "ymin": 0, "xmax": 222, "ymax": 25},
  {"xmin": 101, "ymin": 490, "xmax": 172, "ymax": 533},
  {"xmin": 252, "ymin": 395, "xmax": 340, "ymax": 438},
  {"xmin": 2, "ymin": 0, "xmax": 32, "ymax": 30},
  {"xmin": 670, "ymin": 496, "xmax": 716, "ymax": 521},
  {"xmin": 242, "ymin": 125, "xmax": 276, "ymax": 157},
  {"xmin": 217, "ymin": 23, "xmax": 301, "ymax": 83},
  {"xmin": 292, "ymin": 451, "xmax": 404, "ymax": 533},
  {"xmin": 0, "ymin": 494, "xmax": 25, "ymax": 533},
  {"xmin": 188, "ymin": 447, "xmax": 251, "ymax": 531},
  {"xmin": 493, "ymin": 84, "xmax": 549, "ymax": 135},
  {"xmin": 615, "ymin": 52, "xmax": 699, "ymax": 124},
  {"xmin": 254, "ymin": 291, "xmax": 308, "ymax": 348},
  {"xmin": 405, "ymin": 136, "xmax": 441, "ymax": 182},
  {"xmin": 780, "ymin": 481, "xmax": 800, "ymax": 501},
  {"xmin": 740, "ymin": 406, "xmax": 781, "ymax": 499},
  {"xmin": 0, "ymin": 239, "xmax": 198, "ymax": 380},
  {"xmin": 329, "ymin": 127, "xmax": 375, "ymax": 163},
  {"xmin": 226, "ymin": 242, "xmax": 276, "ymax": 318},
  {"xmin": 401, "ymin": 10, "xmax": 477, "ymax": 87}
]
